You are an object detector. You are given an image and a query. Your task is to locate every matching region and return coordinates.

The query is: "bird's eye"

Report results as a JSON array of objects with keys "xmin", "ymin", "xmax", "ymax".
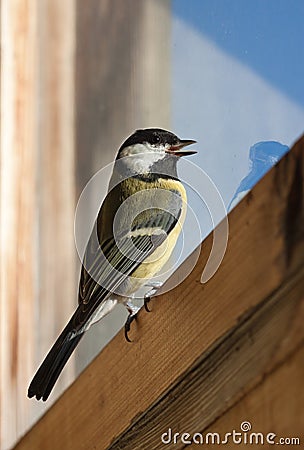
[{"xmin": 154, "ymin": 135, "xmax": 161, "ymax": 144}]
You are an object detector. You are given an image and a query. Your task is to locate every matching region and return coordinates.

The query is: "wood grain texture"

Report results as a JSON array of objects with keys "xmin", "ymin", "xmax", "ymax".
[
  {"xmin": 13, "ymin": 134, "xmax": 304, "ymax": 449},
  {"xmin": 0, "ymin": 2, "xmax": 37, "ymax": 448},
  {"xmin": 0, "ymin": 1, "xmax": 76, "ymax": 448},
  {"xmin": 110, "ymin": 266, "xmax": 304, "ymax": 449},
  {"xmin": 186, "ymin": 344, "xmax": 304, "ymax": 449}
]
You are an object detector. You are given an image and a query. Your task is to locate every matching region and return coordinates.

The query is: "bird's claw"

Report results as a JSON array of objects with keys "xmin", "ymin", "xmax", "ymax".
[
  {"xmin": 124, "ymin": 313, "xmax": 137, "ymax": 342},
  {"xmin": 143, "ymin": 282, "xmax": 163, "ymax": 312},
  {"xmin": 124, "ymin": 282, "xmax": 163, "ymax": 341},
  {"xmin": 144, "ymin": 296, "xmax": 151, "ymax": 312}
]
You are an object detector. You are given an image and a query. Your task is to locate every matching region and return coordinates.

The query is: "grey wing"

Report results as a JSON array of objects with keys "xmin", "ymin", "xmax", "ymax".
[{"xmin": 75, "ymin": 189, "xmax": 182, "ymax": 332}]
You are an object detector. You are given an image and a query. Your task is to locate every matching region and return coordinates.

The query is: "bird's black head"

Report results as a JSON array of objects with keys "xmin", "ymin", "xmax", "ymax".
[
  {"xmin": 118, "ymin": 128, "xmax": 196, "ymax": 155},
  {"xmin": 116, "ymin": 128, "xmax": 196, "ymax": 179},
  {"xmin": 118, "ymin": 128, "xmax": 180, "ymax": 152}
]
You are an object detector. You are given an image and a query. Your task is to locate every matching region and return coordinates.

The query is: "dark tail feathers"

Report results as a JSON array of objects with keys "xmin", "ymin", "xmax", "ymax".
[{"xmin": 28, "ymin": 318, "xmax": 84, "ymax": 401}]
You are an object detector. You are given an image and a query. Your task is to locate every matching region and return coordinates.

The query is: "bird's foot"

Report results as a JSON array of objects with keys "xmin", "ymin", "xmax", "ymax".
[
  {"xmin": 124, "ymin": 301, "xmax": 140, "ymax": 342},
  {"xmin": 143, "ymin": 281, "xmax": 163, "ymax": 312},
  {"xmin": 124, "ymin": 313, "xmax": 137, "ymax": 342},
  {"xmin": 144, "ymin": 295, "xmax": 151, "ymax": 312}
]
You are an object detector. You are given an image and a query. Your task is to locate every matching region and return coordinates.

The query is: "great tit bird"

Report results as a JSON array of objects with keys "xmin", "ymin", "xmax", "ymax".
[{"xmin": 28, "ymin": 128, "xmax": 197, "ymax": 401}]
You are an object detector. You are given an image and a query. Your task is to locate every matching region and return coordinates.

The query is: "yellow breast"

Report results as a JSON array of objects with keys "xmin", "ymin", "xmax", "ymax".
[{"xmin": 127, "ymin": 178, "xmax": 187, "ymax": 293}]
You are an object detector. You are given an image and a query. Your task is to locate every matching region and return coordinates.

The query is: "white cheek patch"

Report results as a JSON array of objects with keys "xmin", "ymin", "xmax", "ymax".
[
  {"xmin": 121, "ymin": 143, "xmax": 166, "ymax": 173},
  {"xmin": 120, "ymin": 143, "xmax": 147, "ymax": 158}
]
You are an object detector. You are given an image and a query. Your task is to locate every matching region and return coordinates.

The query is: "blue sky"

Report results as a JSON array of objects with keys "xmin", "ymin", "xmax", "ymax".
[
  {"xmin": 173, "ymin": 0, "xmax": 304, "ymax": 107},
  {"xmin": 171, "ymin": 0, "xmax": 304, "ymax": 252}
]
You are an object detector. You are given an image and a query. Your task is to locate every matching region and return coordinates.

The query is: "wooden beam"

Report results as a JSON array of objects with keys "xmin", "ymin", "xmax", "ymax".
[
  {"xmin": 186, "ymin": 344, "xmax": 304, "ymax": 449},
  {"xmin": 14, "ymin": 136, "xmax": 304, "ymax": 450},
  {"xmin": 109, "ymin": 265, "xmax": 304, "ymax": 449},
  {"xmin": 0, "ymin": 2, "xmax": 38, "ymax": 448},
  {"xmin": 0, "ymin": 1, "xmax": 76, "ymax": 448}
]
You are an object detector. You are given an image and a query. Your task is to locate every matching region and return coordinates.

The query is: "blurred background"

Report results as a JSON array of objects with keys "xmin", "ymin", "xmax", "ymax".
[{"xmin": 1, "ymin": 0, "xmax": 303, "ymax": 448}]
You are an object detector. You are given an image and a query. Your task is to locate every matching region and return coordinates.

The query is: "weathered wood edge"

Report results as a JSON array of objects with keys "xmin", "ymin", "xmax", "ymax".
[{"xmin": 110, "ymin": 265, "xmax": 304, "ymax": 449}]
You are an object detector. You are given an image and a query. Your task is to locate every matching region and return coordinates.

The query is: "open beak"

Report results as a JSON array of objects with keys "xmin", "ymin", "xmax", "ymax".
[{"xmin": 166, "ymin": 139, "xmax": 197, "ymax": 157}]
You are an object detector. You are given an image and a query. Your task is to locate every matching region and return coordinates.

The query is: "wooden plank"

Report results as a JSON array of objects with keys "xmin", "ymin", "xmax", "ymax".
[
  {"xmin": 110, "ymin": 265, "xmax": 304, "ymax": 449},
  {"xmin": 187, "ymin": 345, "xmax": 304, "ymax": 449},
  {"xmin": 13, "ymin": 135, "xmax": 304, "ymax": 448},
  {"xmin": 0, "ymin": 2, "xmax": 38, "ymax": 449},
  {"xmin": 0, "ymin": 1, "xmax": 76, "ymax": 448}
]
